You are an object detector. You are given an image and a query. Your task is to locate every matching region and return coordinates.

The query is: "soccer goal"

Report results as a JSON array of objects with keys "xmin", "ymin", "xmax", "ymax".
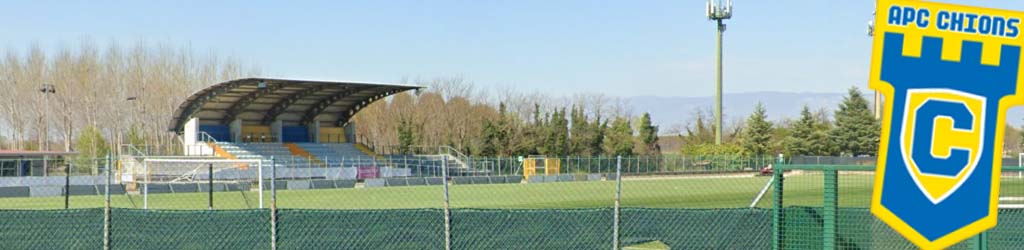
[
  {"xmin": 139, "ymin": 158, "xmax": 265, "ymax": 209},
  {"xmin": 999, "ymin": 154, "xmax": 1024, "ymax": 208}
]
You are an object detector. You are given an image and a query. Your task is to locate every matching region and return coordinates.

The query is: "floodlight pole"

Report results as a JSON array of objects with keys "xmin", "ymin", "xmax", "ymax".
[
  {"xmin": 868, "ymin": 6, "xmax": 882, "ymax": 120},
  {"xmin": 40, "ymin": 84, "xmax": 55, "ymax": 175},
  {"xmin": 715, "ymin": 19, "xmax": 725, "ymax": 145},
  {"xmin": 707, "ymin": 0, "xmax": 732, "ymax": 145}
]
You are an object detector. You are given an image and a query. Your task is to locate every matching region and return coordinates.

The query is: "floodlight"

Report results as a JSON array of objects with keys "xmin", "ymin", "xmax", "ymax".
[{"xmin": 705, "ymin": 0, "xmax": 733, "ymax": 145}]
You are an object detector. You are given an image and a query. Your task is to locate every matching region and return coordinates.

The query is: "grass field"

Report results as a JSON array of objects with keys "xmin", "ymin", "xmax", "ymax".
[{"xmin": 4, "ymin": 172, "xmax": 1024, "ymax": 210}]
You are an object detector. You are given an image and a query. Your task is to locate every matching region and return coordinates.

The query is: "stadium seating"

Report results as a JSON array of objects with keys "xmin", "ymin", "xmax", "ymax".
[
  {"xmin": 217, "ymin": 143, "xmax": 314, "ymax": 166},
  {"xmin": 215, "ymin": 142, "xmax": 387, "ymax": 170},
  {"xmin": 296, "ymin": 143, "xmax": 379, "ymax": 167}
]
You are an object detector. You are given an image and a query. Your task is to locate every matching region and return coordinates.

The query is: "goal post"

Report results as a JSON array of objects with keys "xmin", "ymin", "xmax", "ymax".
[{"xmin": 140, "ymin": 158, "xmax": 264, "ymax": 209}]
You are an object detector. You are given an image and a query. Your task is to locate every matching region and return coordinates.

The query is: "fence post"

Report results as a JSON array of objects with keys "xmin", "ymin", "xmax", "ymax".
[
  {"xmin": 208, "ymin": 163, "xmax": 214, "ymax": 210},
  {"xmin": 613, "ymin": 156, "xmax": 622, "ymax": 250},
  {"xmin": 104, "ymin": 154, "xmax": 112, "ymax": 250},
  {"xmin": 969, "ymin": 231, "xmax": 988, "ymax": 250},
  {"xmin": 772, "ymin": 158, "xmax": 784, "ymax": 250},
  {"xmin": 442, "ymin": 156, "xmax": 452, "ymax": 250},
  {"xmin": 65, "ymin": 160, "xmax": 71, "ymax": 209},
  {"xmin": 143, "ymin": 160, "xmax": 148, "ymax": 209},
  {"xmin": 270, "ymin": 156, "xmax": 278, "ymax": 250},
  {"xmin": 823, "ymin": 166, "xmax": 838, "ymax": 250}
]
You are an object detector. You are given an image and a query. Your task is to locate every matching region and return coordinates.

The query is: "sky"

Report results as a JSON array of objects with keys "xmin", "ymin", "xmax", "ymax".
[{"xmin": 3, "ymin": 0, "xmax": 1024, "ymax": 97}]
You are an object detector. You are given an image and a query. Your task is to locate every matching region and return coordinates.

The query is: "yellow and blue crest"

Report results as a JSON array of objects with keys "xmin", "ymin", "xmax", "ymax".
[{"xmin": 870, "ymin": 0, "xmax": 1024, "ymax": 248}]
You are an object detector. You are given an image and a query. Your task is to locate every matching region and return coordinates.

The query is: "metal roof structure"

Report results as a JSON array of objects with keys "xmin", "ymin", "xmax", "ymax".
[
  {"xmin": 168, "ymin": 78, "xmax": 422, "ymax": 133},
  {"xmin": 0, "ymin": 150, "xmax": 78, "ymax": 157}
]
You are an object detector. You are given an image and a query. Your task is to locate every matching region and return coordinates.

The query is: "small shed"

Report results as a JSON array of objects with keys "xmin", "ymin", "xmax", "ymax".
[{"xmin": 0, "ymin": 150, "xmax": 78, "ymax": 177}]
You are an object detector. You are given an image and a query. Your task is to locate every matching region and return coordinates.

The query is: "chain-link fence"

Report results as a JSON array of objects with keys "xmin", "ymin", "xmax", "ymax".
[
  {"xmin": 772, "ymin": 164, "xmax": 1024, "ymax": 249},
  {"xmin": 4, "ymin": 155, "xmax": 1024, "ymax": 249}
]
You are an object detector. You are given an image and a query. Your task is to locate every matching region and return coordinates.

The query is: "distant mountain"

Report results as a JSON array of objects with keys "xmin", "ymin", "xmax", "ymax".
[{"xmin": 629, "ymin": 91, "xmax": 1024, "ymax": 134}]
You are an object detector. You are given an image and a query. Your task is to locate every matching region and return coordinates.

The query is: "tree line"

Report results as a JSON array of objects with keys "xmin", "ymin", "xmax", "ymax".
[
  {"xmin": 0, "ymin": 42, "xmax": 259, "ymax": 159},
  {"xmin": 681, "ymin": 87, "xmax": 880, "ymax": 157},
  {"xmin": 686, "ymin": 86, "xmax": 1024, "ymax": 158},
  {"xmin": 352, "ymin": 78, "xmax": 661, "ymax": 157}
]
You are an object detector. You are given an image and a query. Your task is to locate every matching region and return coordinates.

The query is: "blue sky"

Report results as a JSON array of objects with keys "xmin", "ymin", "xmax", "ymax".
[{"xmin": 3, "ymin": 0, "xmax": 1024, "ymax": 97}]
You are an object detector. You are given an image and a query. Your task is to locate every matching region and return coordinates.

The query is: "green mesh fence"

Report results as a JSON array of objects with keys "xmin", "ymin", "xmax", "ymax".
[
  {"xmin": 277, "ymin": 209, "xmax": 444, "ymax": 249},
  {"xmin": 771, "ymin": 164, "xmax": 1024, "ymax": 249},
  {"xmin": 10, "ymin": 159, "xmax": 1024, "ymax": 249},
  {"xmin": 110, "ymin": 208, "xmax": 269, "ymax": 249},
  {"xmin": 0, "ymin": 209, "xmax": 103, "ymax": 250},
  {"xmin": 621, "ymin": 208, "xmax": 771, "ymax": 249},
  {"xmin": 451, "ymin": 208, "xmax": 612, "ymax": 249}
]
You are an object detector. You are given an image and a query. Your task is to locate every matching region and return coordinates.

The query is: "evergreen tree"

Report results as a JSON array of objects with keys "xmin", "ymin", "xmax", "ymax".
[
  {"xmin": 637, "ymin": 112, "xmax": 660, "ymax": 155},
  {"xmin": 569, "ymin": 106, "xmax": 589, "ymax": 155},
  {"xmin": 589, "ymin": 114, "xmax": 607, "ymax": 156},
  {"xmin": 494, "ymin": 102, "xmax": 511, "ymax": 156},
  {"xmin": 740, "ymin": 103, "xmax": 773, "ymax": 156},
  {"xmin": 546, "ymin": 108, "xmax": 570, "ymax": 156},
  {"xmin": 478, "ymin": 119, "xmax": 499, "ymax": 156},
  {"xmin": 521, "ymin": 103, "xmax": 545, "ymax": 155},
  {"xmin": 396, "ymin": 117, "xmax": 417, "ymax": 154},
  {"xmin": 829, "ymin": 87, "xmax": 881, "ymax": 156},
  {"xmin": 785, "ymin": 105, "xmax": 829, "ymax": 156},
  {"xmin": 604, "ymin": 117, "xmax": 635, "ymax": 156}
]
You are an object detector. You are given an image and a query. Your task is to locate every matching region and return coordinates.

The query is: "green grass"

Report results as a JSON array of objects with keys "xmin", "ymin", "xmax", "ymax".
[{"xmin": 4, "ymin": 173, "xmax": 1024, "ymax": 210}]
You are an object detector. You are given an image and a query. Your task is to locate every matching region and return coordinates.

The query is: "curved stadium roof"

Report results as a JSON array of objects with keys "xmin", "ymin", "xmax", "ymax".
[{"xmin": 169, "ymin": 78, "xmax": 422, "ymax": 133}]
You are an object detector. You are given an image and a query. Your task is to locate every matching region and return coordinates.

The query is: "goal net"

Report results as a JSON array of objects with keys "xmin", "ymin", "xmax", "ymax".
[{"xmin": 138, "ymin": 158, "xmax": 265, "ymax": 210}]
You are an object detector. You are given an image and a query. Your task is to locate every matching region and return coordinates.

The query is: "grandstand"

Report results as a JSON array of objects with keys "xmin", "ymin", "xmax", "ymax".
[
  {"xmin": 168, "ymin": 77, "xmax": 418, "ymax": 149},
  {"xmin": 154, "ymin": 78, "xmax": 507, "ymax": 187}
]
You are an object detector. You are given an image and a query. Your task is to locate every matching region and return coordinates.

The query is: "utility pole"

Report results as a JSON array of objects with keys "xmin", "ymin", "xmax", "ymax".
[{"xmin": 707, "ymin": 0, "xmax": 733, "ymax": 145}]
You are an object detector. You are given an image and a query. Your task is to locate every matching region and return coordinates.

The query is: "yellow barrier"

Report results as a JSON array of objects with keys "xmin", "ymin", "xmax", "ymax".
[
  {"xmin": 284, "ymin": 143, "xmax": 323, "ymax": 165},
  {"xmin": 354, "ymin": 143, "xmax": 385, "ymax": 162},
  {"xmin": 209, "ymin": 143, "xmax": 237, "ymax": 160},
  {"xmin": 209, "ymin": 143, "xmax": 249, "ymax": 169},
  {"xmin": 523, "ymin": 156, "xmax": 561, "ymax": 181}
]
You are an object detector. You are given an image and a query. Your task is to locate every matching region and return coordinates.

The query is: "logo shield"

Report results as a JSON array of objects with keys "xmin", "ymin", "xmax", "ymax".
[{"xmin": 869, "ymin": 0, "xmax": 1024, "ymax": 249}]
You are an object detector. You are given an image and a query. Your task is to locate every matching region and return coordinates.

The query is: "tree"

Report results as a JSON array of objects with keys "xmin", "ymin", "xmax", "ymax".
[
  {"xmin": 829, "ymin": 87, "xmax": 880, "ymax": 156},
  {"xmin": 683, "ymin": 107, "xmax": 715, "ymax": 145},
  {"xmin": 396, "ymin": 117, "xmax": 417, "ymax": 154},
  {"xmin": 785, "ymin": 106, "xmax": 830, "ymax": 156},
  {"xmin": 478, "ymin": 119, "xmax": 499, "ymax": 156},
  {"xmin": 680, "ymin": 143, "xmax": 744, "ymax": 156},
  {"xmin": 589, "ymin": 114, "xmax": 607, "ymax": 156},
  {"xmin": 547, "ymin": 108, "xmax": 570, "ymax": 156},
  {"xmin": 604, "ymin": 117, "xmax": 635, "ymax": 156},
  {"xmin": 126, "ymin": 124, "xmax": 146, "ymax": 147},
  {"xmin": 1005, "ymin": 124, "xmax": 1022, "ymax": 156},
  {"xmin": 74, "ymin": 125, "xmax": 110, "ymax": 173},
  {"xmin": 569, "ymin": 106, "xmax": 589, "ymax": 155},
  {"xmin": 493, "ymin": 102, "xmax": 511, "ymax": 156},
  {"xmin": 740, "ymin": 103, "xmax": 773, "ymax": 156},
  {"xmin": 637, "ymin": 112, "xmax": 660, "ymax": 155}
]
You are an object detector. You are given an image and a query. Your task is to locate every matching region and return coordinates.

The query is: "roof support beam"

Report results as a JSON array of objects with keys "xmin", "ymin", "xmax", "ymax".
[
  {"xmin": 333, "ymin": 90, "xmax": 396, "ymax": 126},
  {"xmin": 299, "ymin": 87, "xmax": 380, "ymax": 125},
  {"xmin": 169, "ymin": 81, "xmax": 243, "ymax": 132},
  {"xmin": 222, "ymin": 83, "xmax": 286, "ymax": 123},
  {"xmin": 260, "ymin": 85, "xmax": 330, "ymax": 125}
]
